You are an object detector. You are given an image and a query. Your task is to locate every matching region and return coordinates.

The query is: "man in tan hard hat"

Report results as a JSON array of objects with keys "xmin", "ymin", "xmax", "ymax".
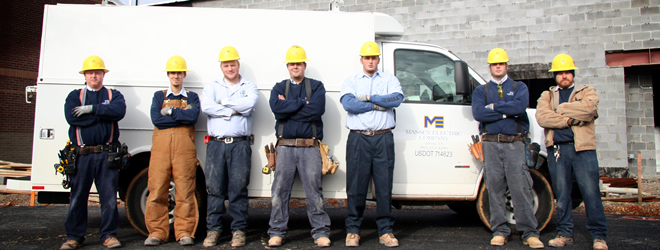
[
  {"xmin": 536, "ymin": 54, "xmax": 607, "ymax": 250},
  {"xmin": 471, "ymin": 48, "xmax": 543, "ymax": 248},
  {"xmin": 201, "ymin": 46, "xmax": 258, "ymax": 248},
  {"xmin": 340, "ymin": 41, "xmax": 404, "ymax": 248},
  {"xmin": 61, "ymin": 55, "xmax": 126, "ymax": 250},
  {"xmin": 143, "ymin": 55, "xmax": 200, "ymax": 247},
  {"xmin": 267, "ymin": 45, "xmax": 331, "ymax": 248}
]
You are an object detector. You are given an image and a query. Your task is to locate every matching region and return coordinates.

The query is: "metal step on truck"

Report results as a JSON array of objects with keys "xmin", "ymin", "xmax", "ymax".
[{"xmin": 20, "ymin": 3, "xmax": 555, "ymax": 236}]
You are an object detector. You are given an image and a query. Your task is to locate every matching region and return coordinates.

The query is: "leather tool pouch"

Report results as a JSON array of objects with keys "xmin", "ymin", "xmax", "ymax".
[
  {"xmin": 106, "ymin": 143, "xmax": 130, "ymax": 170},
  {"xmin": 318, "ymin": 140, "xmax": 339, "ymax": 175},
  {"xmin": 524, "ymin": 137, "xmax": 541, "ymax": 169}
]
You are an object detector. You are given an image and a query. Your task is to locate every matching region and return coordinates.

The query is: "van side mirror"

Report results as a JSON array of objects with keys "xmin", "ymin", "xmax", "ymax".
[{"xmin": 455, "ymin": 60, "xmax": 470, "ymax": 96}]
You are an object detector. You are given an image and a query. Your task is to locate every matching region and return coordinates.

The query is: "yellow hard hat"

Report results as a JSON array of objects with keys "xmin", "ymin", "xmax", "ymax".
[
  {"xmin": 164, "ymin": 55, "xmax": 188, "ymax": 72},
  {"xmin": 359, "ymin": 41, "xmax": 381, "ymax": 56},
  {"xmin": 487, "ymin": 48, "xmax": 509, "ymax": 64},
  {"xmin": 283, "ymin": 45, "xmax": 309, "ymax": 63},
  {"xmin": 218, "ymin": 46, "xmax": 240, "ymax": 62},
  {"xmin": 79, "ymin": 55, "xmax": 109, "ymax": 74},
  {"xmin": 549, "ymin": 53, "xmax": 578, "ymax": 72}
]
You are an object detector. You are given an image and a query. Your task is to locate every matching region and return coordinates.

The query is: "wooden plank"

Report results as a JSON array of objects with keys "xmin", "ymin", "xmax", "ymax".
[{"xmin": 601, "ymin": 196, "xmax": 656, "ymax": 202}]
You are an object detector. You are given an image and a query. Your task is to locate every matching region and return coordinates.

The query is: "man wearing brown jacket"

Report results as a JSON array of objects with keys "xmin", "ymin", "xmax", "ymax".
[{"xmin": 535, "ymin": 54, "xmax": 607, "ymax": 250}]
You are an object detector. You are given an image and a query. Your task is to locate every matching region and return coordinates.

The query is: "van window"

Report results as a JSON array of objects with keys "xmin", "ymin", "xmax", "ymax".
[{"xmin": 394, "ymin": 49, "xmax": 467, "ymax": 104}]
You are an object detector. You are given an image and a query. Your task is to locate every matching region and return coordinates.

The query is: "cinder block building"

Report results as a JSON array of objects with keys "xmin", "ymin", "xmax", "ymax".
[{"xmin": 181, "ymin": 0, "xmax": 660, "ymax": 177}]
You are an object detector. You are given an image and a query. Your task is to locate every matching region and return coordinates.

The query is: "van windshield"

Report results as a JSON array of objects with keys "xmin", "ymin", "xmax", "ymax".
[{"xmin": 394, "ymin": 49, "xmax": 475, "ymax": 104}]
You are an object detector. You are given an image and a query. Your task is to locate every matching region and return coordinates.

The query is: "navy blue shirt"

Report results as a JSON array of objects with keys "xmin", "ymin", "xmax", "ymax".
[
  {"xmin": 472, "ymin": 78, "xmax": 530, "ymax": 135},
  {"xmin": 65, "ymin": 86, "xmax": 126, "ymax": 146},
  {"xmin": 553, "ymin": 87, "xmax": 575, "ymax": 143},
  {"xmin": 269, "ymin": 78, "xmax": 325, "ymax": 140},
  {"xmin": 150, "ymin": 90, "xmax": 200, "ymax": 130}
]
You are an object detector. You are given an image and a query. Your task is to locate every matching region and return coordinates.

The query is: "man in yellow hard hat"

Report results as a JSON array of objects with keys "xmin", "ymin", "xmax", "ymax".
[
  {"xmin": 61, "ymin": 55, "xmax": 126, "ymax": 250},
  {"xmin": 143, "ymin": 55, "xmax": 200, "ymax": 247},
  {"xmin": 201, "ymin": 46, "xmax": 258, "ymax": 248},
  {"xmin": 267, "ymin": 45, "xmax": 331, "ymax": 248},
  {"xmin": 471, "ymin": 48, "xmax": 543, "ymax": 248},
  {"xmin": 339, "ymin": 41, "xmax": 404, "ymax": 248},
  {"xmin": 536, "ymin": 54, "xmax": 607, "ymax": 250}
]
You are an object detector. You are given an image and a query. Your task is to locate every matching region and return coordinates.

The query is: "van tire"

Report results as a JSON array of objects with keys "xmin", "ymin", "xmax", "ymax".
[
  {"xmin": 476, "ymin": 169, "xmax": 554, "ymax": 234},
  {"xmin": 125, "ymin": 167, "xmax": 207, "ymax": 238}
]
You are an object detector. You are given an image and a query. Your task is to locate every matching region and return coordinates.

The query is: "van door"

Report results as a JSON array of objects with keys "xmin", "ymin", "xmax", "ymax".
[{"xmin": 381, "ymin": 42, "xmax": 487, "ymax": 199}]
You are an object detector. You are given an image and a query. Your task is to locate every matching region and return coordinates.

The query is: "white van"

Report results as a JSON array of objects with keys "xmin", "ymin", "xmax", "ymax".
[{"xmin": 24, "ymin": 4, "xmax": 554, "ymax": 236}]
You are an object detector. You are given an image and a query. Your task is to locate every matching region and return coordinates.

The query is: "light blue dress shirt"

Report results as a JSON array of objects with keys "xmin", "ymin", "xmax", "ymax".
[
  {"xmin": 201, "ymin": 75, "xmax": 258, "ymax": 138},
  {"xmin": 340, "ymin": 71, "xmax": 403, "ymax": 130}
]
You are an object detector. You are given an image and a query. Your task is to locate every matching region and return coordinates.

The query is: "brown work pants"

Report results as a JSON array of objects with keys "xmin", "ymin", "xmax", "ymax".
[{"xmin": 145, "ymin": 99, "xmax": 199, "ymax": 241}]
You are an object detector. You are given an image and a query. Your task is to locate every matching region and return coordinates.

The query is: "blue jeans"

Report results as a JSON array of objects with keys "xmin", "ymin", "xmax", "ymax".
[
  {"xmin": 483, "ymin": 141, "xmax": 539, "ymax": 240},
  {"xmin": 65, "ymin": 152, "xmax": 119, "ymax": 243},
  {"xmin": 547, "ymin": 143, "xmax": 607, "ymax": 240},
  {"xmin": 204, "ymin": 140, "xmax": 251, "ymax": 234},
  {"xmin": 268, "ymin": 146, "xmax": 330, "ymax": 240},
  {"xmin": 345, "ymin": 132, "xmax": 395, "ymax": 236}
]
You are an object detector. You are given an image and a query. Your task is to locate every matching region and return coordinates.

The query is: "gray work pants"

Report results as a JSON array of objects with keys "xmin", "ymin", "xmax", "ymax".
[
  {"xmin": 483, "ymin": 140, "xmax": 540, "ymax": 240},
  {"xmin": 267, "ymin": 146, "xmax": 331, "ymax": 240}
]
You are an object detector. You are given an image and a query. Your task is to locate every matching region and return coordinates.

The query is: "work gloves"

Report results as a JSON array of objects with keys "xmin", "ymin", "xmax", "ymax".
[
  {"xmin": 72, "ymin": 105, "xmax": 93, "ymax": 117},
  {"xmin": 356, "ymin": 95, "xmax": 386, "ymax": 111},
  {"xmin": 356, "ymin": 95, "xmax": 369, "ymax": 102},
  {"xmin": 567, "ymin": 118, "xmax": 585, "ymax": 126},
  {"xmin": 374, "ymin": 105, "xmax": 387, "ymax": 111},
  {"xmin": 161, "ymin": 107, "xmax": 173, "ymax": 116}
]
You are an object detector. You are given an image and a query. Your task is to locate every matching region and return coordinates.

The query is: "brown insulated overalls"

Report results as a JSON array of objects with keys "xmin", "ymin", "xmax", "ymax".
[{"xmin": 145, "ymin": 92, "xmax": 199, "ymax": 241}]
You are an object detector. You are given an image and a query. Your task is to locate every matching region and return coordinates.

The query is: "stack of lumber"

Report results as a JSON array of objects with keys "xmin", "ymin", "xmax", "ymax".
[
  {"xmin": 600, "ymin": 177, "xmax": 657, "ymax": 202},
  {"xmin": 0, "ymin": 161, "xmax": 31, "ymax": 178}
]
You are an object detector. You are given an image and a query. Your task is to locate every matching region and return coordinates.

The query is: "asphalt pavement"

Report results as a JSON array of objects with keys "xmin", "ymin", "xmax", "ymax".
[{"xmin": 1, "ymin": 205, "xmax": 659, "ymax": 249}]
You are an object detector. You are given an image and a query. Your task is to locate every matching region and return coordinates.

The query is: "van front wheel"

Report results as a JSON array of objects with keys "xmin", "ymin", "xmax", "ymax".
[
  {"xmin": 124, "ymin": 168, "xmax": 207, "ymax": 238},
  {"xmin": 476, "ymin": 169, "xmax": 554, "ymax": 234}
]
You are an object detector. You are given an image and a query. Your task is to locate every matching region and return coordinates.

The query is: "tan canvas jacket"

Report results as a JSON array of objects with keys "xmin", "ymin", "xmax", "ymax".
[{"xmin": 535, "ymin": 84, "xmax": 599, "ymax": 151}]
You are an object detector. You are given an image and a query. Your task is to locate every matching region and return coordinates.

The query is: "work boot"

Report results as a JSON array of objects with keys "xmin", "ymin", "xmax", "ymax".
[
  {"xmin": 203, "ymin": 231, "xmax": 219, "ymax": 247},
  {"xmin": 523, "ymin": 237, "xmax": 544, "ymax": 249},
  {"xmin": 103, "ymin": 237, "xmax": 122, "ymax": 248},
  {"xmin": 490, "ymin": 235, "xmax": 507, "ymax": 246},
  {"xmin": 143, "ymin": 237, "xmax": 162, "ymax": 246},
  {"xmin": 314, "ymin": 237, "xmax": 331, "ymax": 247},
  {"xmin": 179, "ymin": 236, "xmax": 194, "ymax": 246},
  {"xmin": 379, "ymin": 233, "xmax": 399, "ymax": 247},
  {"xmin": 268, "ymin": 236, "xmax": 283, "ymax": 247},
  {"xmin": 548, "ymin": 235, "xmax": 573, "ymax": 247},
  {"xmin": 593, "ymin": 239, "xmax": 608, "ymax": 250},
  {"xmin": 231, "ymin": 231, "xmax": 246, "ymax": 247},
  {"xmin": 345, "ymin": 233, "xmax": 360, "ymax": 247},
  {"xmin": 60, "ymin": 240, "xmax": 81, "ymax": 250}
]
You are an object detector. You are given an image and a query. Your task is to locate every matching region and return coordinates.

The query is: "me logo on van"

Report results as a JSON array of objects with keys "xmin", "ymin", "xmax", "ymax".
[{"xmin": 424, "ymin": 116, "xmax": 444, "ymax": 128}]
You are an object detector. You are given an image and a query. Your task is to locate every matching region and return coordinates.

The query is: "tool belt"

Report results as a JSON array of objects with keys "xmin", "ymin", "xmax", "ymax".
[
  {"xmin": 277, "ymin": 138, "xmax": 318, "ymax": 147},
  {"xmin": 481, "ymin": 134, "xmax": 525, "ymax": 143},
  {"xmin": 208, "ymin": 136, "xmax": 250, "ymax": 144},
  {"xmin": 350, "ymin": 129, "xmax": 392, "ymax": 136},
  {"xmin": 77, "ymin": 144, "xmax": 119, "ymax": 155}
]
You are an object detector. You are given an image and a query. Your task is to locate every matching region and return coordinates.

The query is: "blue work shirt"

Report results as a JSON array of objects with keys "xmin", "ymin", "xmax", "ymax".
[
  {"xmin": 201, "ymin": 75, "xmax": 258, "ymax": 138},
  {"xmin": 339, "ymin": 71, "xmax": 404, "ymax": 130},
  {"xmin": 552, "ymin": 85, "xmax": 576, "ymax": 143},
  {"xmin": 471, "ymin": 77, "xmax": 530, "ymax": 135},
  {"xmin": 269, "ymin": 77, "xmax": 326, "ymax": 140},
  {"xmin": 65, "ymin": 85, "xmax": 126, "ymax": 146},
  {"xmin": 150, "ymin": 86, "xmax": 200, "ymax": 130}
]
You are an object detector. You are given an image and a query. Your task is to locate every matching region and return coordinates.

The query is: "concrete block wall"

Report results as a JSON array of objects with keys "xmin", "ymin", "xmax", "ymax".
[
  {"xmin": 625, "ymin": 72, "xmax": 656, "ymax": 176},
  {"xmin": 192, "ymin": 0, "xmax": 660, "ymax": 172}
]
